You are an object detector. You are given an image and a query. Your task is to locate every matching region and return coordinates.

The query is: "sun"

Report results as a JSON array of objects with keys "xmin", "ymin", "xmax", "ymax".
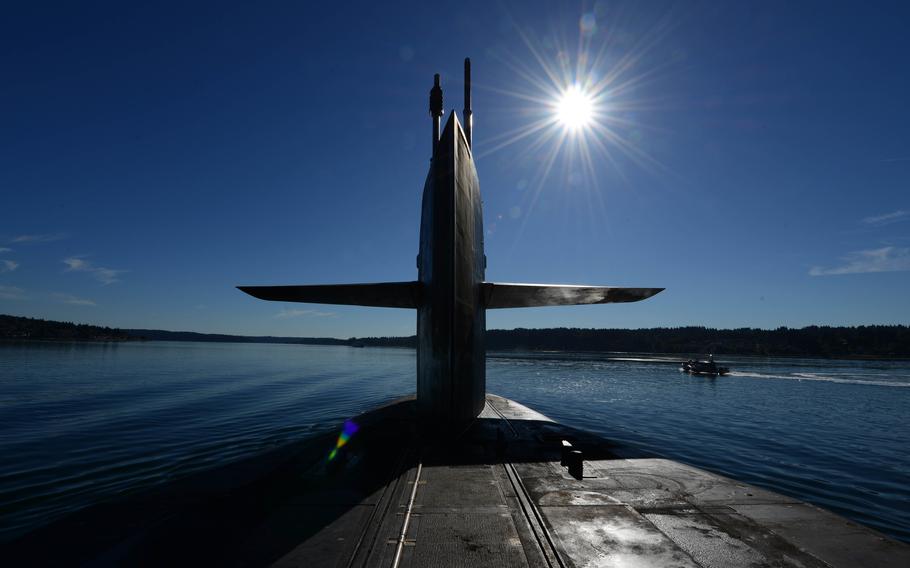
[
  {"xmin": 555, "ymin": 85, "xmax": 594, "ymax": 131},
  {"xmin": 473, "ymin": 9, "xmax": 669, "ymax": 203}
]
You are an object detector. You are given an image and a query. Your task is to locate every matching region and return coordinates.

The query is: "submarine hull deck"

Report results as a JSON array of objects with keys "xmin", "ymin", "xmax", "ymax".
[{"xmin": 5, "ymin": 395, "xmax": 908, "ymax": 567}]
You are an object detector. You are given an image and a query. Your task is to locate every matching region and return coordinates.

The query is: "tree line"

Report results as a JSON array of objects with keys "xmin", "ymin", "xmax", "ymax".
[
  {"xmin": 352, "ymin": 325, "xmax": 910, "ymax": 358},
  {"xmin": 4, "ymin": 314, "xmax": 908, "ymax": 358},
  {"xmin": 1, "ymin": 314, "xmax": 132, "ymax": 341}
]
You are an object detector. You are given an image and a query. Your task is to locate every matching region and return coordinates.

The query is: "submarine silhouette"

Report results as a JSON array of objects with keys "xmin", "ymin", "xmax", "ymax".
[{"xmin": 239, "ymin": 59, "xmax": 662, "ymax": 431}]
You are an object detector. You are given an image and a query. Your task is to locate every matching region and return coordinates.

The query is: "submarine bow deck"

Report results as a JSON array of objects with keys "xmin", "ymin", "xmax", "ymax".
[
  {"xmin": 6, "ymin": 395, "xmax": 908, "ymax": 567},
  {"xmin": 270, "ymin": 395, "xmax": 909, "ymax": 568}
]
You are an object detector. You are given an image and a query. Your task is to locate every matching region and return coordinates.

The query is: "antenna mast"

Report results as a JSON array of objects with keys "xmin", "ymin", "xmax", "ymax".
[
  {"xmin": 463, "ymin": 58, "xmax": 472, "ymax": 149},
  {"xmin": 429, "ymin": 73, "xmax": 443, "ymax": 157}
]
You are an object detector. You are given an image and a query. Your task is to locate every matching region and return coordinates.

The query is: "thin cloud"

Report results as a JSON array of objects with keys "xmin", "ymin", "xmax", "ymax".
[
  {"xmin": 63, "ymin": 257, "xmax": 88, "ymax": 271},
  {"xmin": 12, "ymin": 233, "xmax": 67, "ymax": 244},
  {"xmin": 1, "ymin": 260, "xmax": 18, "ymax": 272},
  {"xmin": 93, "ymin": 267, "xmax": 124, "ymax": 285},
  {"xmin": 53, "ymin": 293, "xmax": 96, "ymax": 306},
  {"xmin": 0, "ymin": 285, "xmax": 26, "ymax": 300},
  {"xmin": 0, "ymin": 247, "xmax": 11, "ymax": 253},
  {"xmin": 862, "ymin": 209, "xmax": 909, "ymax": 226},
  {"xmin": 274, "ymin": 308, "xmax": 336, "ymax": 319},
  {"xmin": 810, "ymin": 246, "xmax": 910, "ymax": 276},
  {"xmin": 63, "ymin": 256, "xmax": 125, "ymax": 285}
]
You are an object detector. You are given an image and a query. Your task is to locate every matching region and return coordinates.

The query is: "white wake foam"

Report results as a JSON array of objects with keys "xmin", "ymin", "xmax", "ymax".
[{"xmin": 729, "ymin": 371, "xmax": 909, "ymax": 388}]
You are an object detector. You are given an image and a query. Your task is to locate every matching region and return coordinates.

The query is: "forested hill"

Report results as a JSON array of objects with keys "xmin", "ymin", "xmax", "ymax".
[
  {"xmin": 357, "ymin": 326, "xmax": 910, "ymax": 359},
  {"xmin": 0, "ymin": 315, "xmax": 346, "ymax": 345},
  {"xmin": 2, "ymin": 314, "xmax": 908, "ymax": 358},
  {"xmin": 0, "ymin": 314, "xmax": 132, "ymax": 341},
  {"xmin": 486, "ymin": 326, "xmax": 910, "ymax": 358},
  {"xmin": 126, "ymin": 328, "xmax": 347, "ymax": 345}
]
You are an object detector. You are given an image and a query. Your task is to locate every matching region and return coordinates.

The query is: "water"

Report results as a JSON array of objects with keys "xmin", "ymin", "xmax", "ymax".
[{"xmin": 0, "ymin": 342, "xmax": 908, "ymax": 544}]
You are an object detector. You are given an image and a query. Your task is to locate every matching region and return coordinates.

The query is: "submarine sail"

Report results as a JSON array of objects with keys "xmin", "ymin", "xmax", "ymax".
[{"xmin": 239, "ymin": 59, "xmax": 663, "ymax": 430}]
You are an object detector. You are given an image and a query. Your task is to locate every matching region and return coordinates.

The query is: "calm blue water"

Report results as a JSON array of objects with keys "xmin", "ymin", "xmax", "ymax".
[{"xmin": 1, "ymin": 341, "xmax": 908, "ymax": 544}]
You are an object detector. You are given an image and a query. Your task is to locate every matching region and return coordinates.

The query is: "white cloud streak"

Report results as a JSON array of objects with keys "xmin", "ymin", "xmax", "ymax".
[
  {"xmin": 810, "ymin": 246, "xmax": 910, "ymax": 276},
  {"xmin": 862, "ymin": 209, "xmax": 909, "ymax": 226},
  {"xmin": 53, "ymin": 293, "xmax": 96, "ymax": 306},
  {"xmin": 1, "ymin": 260, "xmax": 18, "ymax": 272},
  {"xmin": 93, "ymin": 268, "xmax": 123, "ymax": 285},
  {"xmin": 63, "ymin": 256, "xmax": 125, "ymax": 285},
  {"xmin": 12, "ymin": 233, "xmax": 67, "ymax": 243},
  {"xmin": 274, "ymin": 308, "xmax": 336, "ymax": 319},
  {"xmin": 63, "ymin": 257, "xmax": 87, "ymax": 271},
  {"xmin": 0, "ymin": 285, "xmax": 26, "ymax": 300}
]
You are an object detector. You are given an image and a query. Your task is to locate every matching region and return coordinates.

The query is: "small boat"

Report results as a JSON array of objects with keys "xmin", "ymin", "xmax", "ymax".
[{"xmin": 682, "ymin": 355, "xmax": 729, "ymax": 376}]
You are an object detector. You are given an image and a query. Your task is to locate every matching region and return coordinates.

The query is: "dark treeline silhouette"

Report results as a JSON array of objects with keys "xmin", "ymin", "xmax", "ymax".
[
  {"xmin": 0, "ymin": 315, "xmax": 351, "ymax": 345},
  {"xmin": 353, "ymin": 326, "xmax": 910, "ymax": 359},
  {"xmin": 1, "ymin": 314, "xmax": 132, "ymax": 341},
  {"xmin": 128, "ymin": 328, "xmax": 348, "ymax": 345},
  {"xmin": 3, "ymin": 315, "xmax": 908, "ymax": 358},
  {"xmin": 488, "ymin": 326, "xmax": 910, "ymax": 358}
]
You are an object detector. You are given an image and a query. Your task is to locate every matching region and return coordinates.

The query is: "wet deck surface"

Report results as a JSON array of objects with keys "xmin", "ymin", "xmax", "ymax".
[{"xmin": 5, "ymin": 394, "xmax": 908, "ymax": 567}]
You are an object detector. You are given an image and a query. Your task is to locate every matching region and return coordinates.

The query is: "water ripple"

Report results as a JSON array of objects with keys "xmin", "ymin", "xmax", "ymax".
[{"xmin": 1, "ymin": 343, "xmax": 908, "ymax": 545}]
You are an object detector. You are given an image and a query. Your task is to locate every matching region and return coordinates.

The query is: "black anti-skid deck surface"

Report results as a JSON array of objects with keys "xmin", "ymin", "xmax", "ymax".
[{"xmin": 4, "ymin": 395, "xmax": 909, "ymax": 567}]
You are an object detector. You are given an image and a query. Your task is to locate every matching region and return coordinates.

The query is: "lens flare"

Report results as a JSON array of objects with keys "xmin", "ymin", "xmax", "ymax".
[
  {"xmin": 328, "ymin": 419, "xmax": 359, "ymax": 462},
  {"xmin": 556, "ymin": 86, "xmax": 594, "ymax": 130}
]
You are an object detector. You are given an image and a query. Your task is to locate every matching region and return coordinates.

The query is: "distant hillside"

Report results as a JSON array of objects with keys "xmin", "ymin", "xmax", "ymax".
[
  {"xmin": 0, "ymin": 315, "xmax": 353, "ymax": 345},
  {"xmin": 485, "ymin": 326, "xmax": 910, "ymax": 359},
  {"xmin": 353, "ymin": 325, "xmax": 910, "ymax": 359},
  {"xmin": 0, "ymin": 314, "xmax": 132, "ymax": 341},
  {"xmin": 126, "ymin": 328, "xmax": 349, "ymax": 346},
  {"xmin": 3, "ymin": 314, "xmax": 908, "ymax": 358},
  {"xmin": 131, "ymin": 324, "xmax": 910, "ymax": 358}
]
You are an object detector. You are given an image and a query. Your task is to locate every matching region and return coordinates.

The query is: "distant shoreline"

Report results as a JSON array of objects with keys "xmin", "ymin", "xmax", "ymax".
[
  {"xmin": 3, "ymin": 314, "xmax": 909, "ymax": 360},
  {"xmin": 4, "ymin": 339, "xmax": 908, "ymax": 362}
]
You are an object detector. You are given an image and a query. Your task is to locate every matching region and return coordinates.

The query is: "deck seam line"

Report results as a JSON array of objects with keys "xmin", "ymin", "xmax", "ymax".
[
  {"xmin": 487, "ymin": 398, "xmax": 519, "ymax": 436},
  {"xmin": 489, "ymin": 398, "xmax": 565, "ymax": 568},
  {"xmin": 391, "ymin": 460, "xmax": 422, "ymax": 568},
  {"xmin": 347, "ymin": 447, "xmax": 409, "ymax": 567},
  {"xmin": 505, "ymin": 463, "xmax": 565, "ymax": 568}
]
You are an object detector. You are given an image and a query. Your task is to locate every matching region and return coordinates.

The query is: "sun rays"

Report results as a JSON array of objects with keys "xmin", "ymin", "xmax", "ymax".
[{"xmin": 475, "ymin": 8, "xmax": 679, "ymax": 238}]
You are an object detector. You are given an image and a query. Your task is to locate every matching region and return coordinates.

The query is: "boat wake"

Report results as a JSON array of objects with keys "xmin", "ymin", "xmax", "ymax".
[
  {"xmin": 608, "ymin": 356, "xmax": 682, "ymax": 363},
  {"xmin": 729, "ymin": 370, "xmax": 910, "ymax": 388}
]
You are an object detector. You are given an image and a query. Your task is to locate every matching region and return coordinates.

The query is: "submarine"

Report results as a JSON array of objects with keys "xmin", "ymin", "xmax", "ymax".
[
  {"xmin": 238, "ymin": 58, "xmax": 663, "ymax": 433},
  {"xmin": 5, "ymin": 60, "xmax": 908, "ymax": 567}
]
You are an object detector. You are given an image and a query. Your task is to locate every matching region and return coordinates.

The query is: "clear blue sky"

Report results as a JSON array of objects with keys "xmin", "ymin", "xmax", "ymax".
[{"xmin": 1, "ymin": 1, "xmax": 908, "ymax": 337}]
